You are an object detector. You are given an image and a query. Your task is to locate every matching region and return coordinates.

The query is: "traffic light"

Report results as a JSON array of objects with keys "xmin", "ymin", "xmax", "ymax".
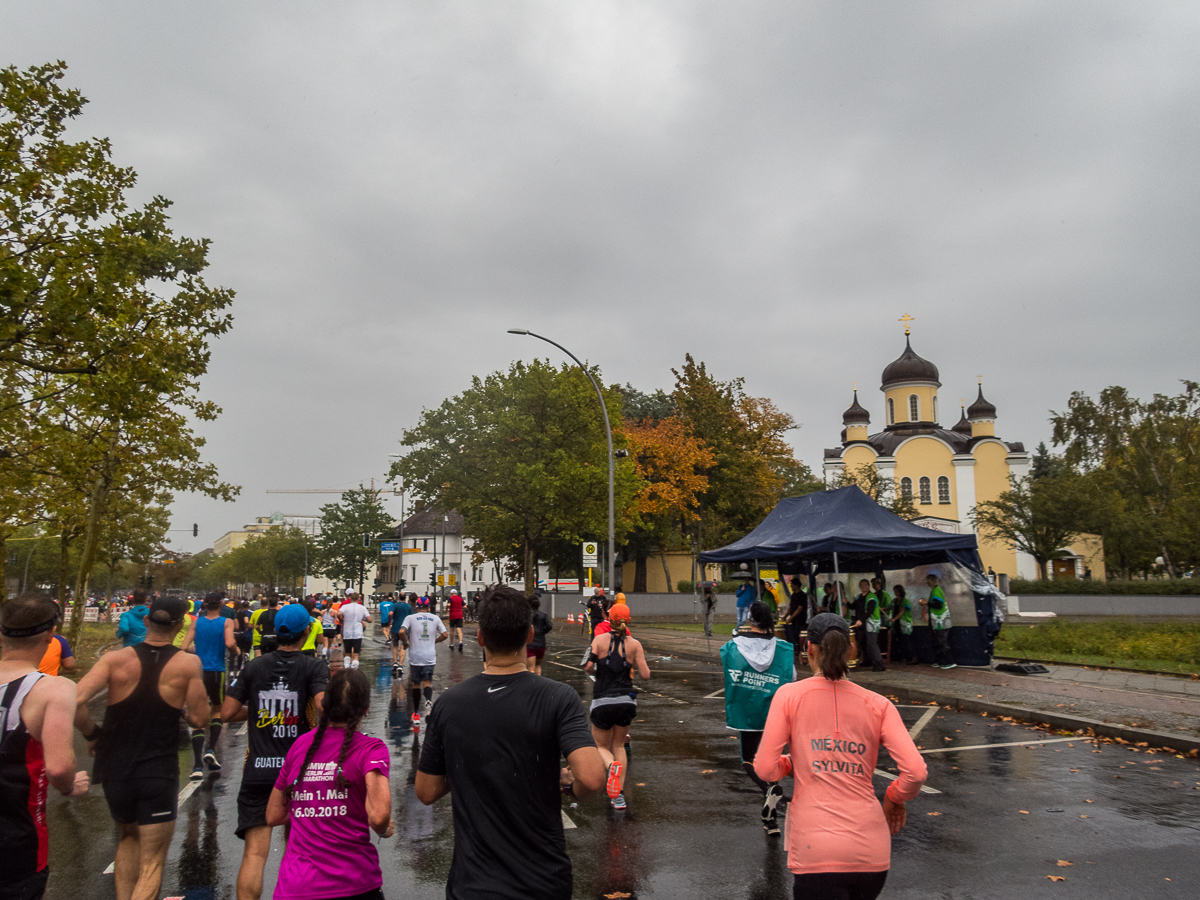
[
  {"xmin": 362, "ymin": 533, "xmax": 370, "ymax": 548},
  {"xmin": 429, "ymin": 572, "xmax": 436, "ymax": 585},
  {"xmin": 193, "ymin": 523, "xmax": 198, "ymax": 537},
  {"xmin": 145, "ymin": 575, "xmax": 154, "ymax": 590},
  {"xmin": 397, "ymin": 578, "xmax": 407, "ymax": 590}
]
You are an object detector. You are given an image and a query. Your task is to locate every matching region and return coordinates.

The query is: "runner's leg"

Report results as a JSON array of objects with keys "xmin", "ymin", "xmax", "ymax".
[
  {"xmin": 113, "ymin": 824, "xmax": 140, "ymax": 900},
  {"xmin": 237, "ymin": 825, "xmax": 273, "ymax": 900},
  {"xmin": 130, "ymin": 821, "xmax": 175, "ymax": 900}
]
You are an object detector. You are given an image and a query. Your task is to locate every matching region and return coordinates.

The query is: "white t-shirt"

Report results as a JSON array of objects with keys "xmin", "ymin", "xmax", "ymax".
[
  {"xmin": 401, "ymin": 612, "xmax": 446, "ymax": 667},
  {"xmin": 340, "ymin": 602, "xmax": 370, "ymax": 639}
]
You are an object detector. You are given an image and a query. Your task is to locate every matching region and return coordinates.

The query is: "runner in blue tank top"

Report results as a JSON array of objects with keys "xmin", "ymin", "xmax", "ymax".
[{"xmin": 184, "ymin": 593, "xmax": 236, "ymax": 779}]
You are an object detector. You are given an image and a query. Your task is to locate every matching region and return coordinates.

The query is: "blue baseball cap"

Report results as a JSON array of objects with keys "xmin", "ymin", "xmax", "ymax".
[{"xmin": 275, "ymin": 604, "xmax": 312, "ymax": 638}]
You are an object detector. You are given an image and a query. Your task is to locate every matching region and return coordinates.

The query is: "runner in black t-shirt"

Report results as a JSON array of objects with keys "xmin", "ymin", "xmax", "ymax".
[
  {"xmin": 221, "ymin": 605, "xmax": 327, "ymax": 900},
  {"xmin": 416, "ymin": 585, "xmax": 605, "ymax": 900}
]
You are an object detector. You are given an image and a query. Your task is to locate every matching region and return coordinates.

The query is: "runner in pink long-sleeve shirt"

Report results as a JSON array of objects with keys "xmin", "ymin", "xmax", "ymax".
[{"xmin": 754, "ymin": 613, "xmax": 926, "ymax": 900}]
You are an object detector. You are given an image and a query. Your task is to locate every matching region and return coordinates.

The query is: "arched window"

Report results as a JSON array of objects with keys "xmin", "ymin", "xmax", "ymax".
[
  {"xmin": 933, "ymin": 396, "xmax": 938, "ymax": 423},
  {"xmin": 909, "ymin": 394, "xmax": 920, "ymax": 422},
  {"xmin": 937, "ymin": 475, "xmax": 951, "ymax": 504},
  {"xmin": 900, "ymin": 477, "xmax": 913, "ymax": 500},
  {"xmin": 887, "ymin": 398, "xmax": 895, "ymax": 425},
  {"xmin": 918, "ymin": 476, "xmax": 932, "ymax": 504}
]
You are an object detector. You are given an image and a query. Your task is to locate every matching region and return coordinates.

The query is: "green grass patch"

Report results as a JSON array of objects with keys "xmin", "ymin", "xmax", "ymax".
[
  {"xmin": 996, "ymin": 618, "xmax": 1200, "ymax": 675},
  {"xmin": 639, "ymin": 622, "xmax": 737, "ymax": 636},
  {"xmin": 1010, "ymin": 578, "xmax": 1200, "ymax": 595}
]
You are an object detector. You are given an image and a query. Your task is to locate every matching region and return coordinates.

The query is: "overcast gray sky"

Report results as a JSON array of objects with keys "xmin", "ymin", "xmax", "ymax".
[{"xmin": 3, "ymin": 2, "xmax": 1197, "ymax": 555}]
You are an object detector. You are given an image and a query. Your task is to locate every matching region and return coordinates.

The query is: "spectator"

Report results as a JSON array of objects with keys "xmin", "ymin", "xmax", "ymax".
[{"xmin": 735, "ymin": 579, "xmax": 755, "ymax": 628}]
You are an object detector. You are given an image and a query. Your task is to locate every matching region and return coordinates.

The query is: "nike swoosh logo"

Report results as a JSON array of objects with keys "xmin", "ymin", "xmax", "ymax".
[{"xmin": 487, "ymin": 685, "xmax": 507, "ymax": 693}]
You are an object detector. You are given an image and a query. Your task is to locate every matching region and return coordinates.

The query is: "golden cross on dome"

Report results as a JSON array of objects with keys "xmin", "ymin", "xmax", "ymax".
[
  {"xmin": 977, "ymin": 374, "xmax": 983, "ymax": 385},
  {"xmin": 898, "ymin": 313, "xmax": 915, "ymax": 335},
  {"xmin": 853, "ymin": 381, "xmax": 858, "ymax": 392}
]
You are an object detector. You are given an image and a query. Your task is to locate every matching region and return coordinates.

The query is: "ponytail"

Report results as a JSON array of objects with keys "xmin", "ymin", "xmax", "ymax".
[
  {"xmin": 816, "ymin": 630, "xmax": 850, "ymax": 681},
  {"xmin": 612, "ymin": 620, "xmax": 628, "ymax": 638}
]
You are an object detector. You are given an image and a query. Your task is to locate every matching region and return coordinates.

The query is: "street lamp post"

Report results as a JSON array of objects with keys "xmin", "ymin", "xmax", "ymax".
[{"xmin": 507, "ymin": 329, "xmax": 616, "ymax": 594}]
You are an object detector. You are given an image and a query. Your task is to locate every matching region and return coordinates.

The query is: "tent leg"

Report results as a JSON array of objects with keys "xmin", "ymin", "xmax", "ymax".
[{"xmin": 833, "ymin": 551, "xmax": 840, "ymax": 616}]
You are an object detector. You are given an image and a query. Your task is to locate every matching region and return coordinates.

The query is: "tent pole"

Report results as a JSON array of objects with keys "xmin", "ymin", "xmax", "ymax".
[{"xmin": 833, "ymin": 551, "xmax": 840, "ymax": 616}]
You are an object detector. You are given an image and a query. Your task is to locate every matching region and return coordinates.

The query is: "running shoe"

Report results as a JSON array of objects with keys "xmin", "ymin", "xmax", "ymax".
[
  {"xmin": 610, "ymin": 793, "xmax": 627, "ymax": 810},
  {"xmin": 941, "ymin": 663, "xmax": 957, "ymax": 669},
  {"xmin": 411, "ymin": 712, "xmax": 421, "ymax": 730},
  {"xmin": 189, "ymin": 765, "xmax": 204, "ymax": 781},
  {"xmin": 203, "ymin": 750, "xmax": 221, "ymax": 771},
  {"xmin": 761, "ymin": 783, "xmax": 784, "ymax": 822},
  {"xmin": 605, "ymin": 761, "xmax": 624, "ymax": 799},
  {"xmin": 423, "ymin": 698, "xmax": 433, "ymax": 715},
  {"xmin": 764, "ymin": 817, "xmax": 780, "ymax": 836}
]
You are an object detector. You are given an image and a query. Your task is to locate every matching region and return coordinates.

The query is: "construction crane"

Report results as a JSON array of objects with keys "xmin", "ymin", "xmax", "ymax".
[{"xmin": 266, "ymin": 477, "xmax": 400, "ymax": 498}]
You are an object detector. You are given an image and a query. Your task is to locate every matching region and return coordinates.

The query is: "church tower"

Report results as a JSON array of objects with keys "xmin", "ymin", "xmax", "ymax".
[
  {"xmin": 880, "ymin": 335, "xmax": 941, "ymax": 428},
  {"xmin": 842, "ymin": 390, "xmax": 870, "ymax": 443},
  {"xmin": 967, "ymin": 384, "xmax": 997, "ymax": 438}
]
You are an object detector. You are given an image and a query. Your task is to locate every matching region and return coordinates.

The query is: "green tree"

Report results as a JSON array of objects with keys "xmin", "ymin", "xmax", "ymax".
[
  {"xmin": 316, "ymin": 488, "xmax": 393, "ymax": 595},
  {"xmin": 390, "ymin": 360, "xmax": 639, "ymax": 593},
  {"xmin": 1051, "ymin": 382, "xmax": 1200, "ymax": 577},
  {"xmin": 830, "ymin": 464, "xmax": 919, "ymax": 520},
  {"xmin": 972, "ymin": 475, "xmax": 1089, "ymax": 579}
]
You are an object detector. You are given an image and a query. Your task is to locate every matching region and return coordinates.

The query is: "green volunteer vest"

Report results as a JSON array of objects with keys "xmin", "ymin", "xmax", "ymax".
[
  {"xmin": 928, "ymin": 586, "xmax": 952, "ymax": 630},
  {"xmin": 897, "ymin": 596, "xmax": 914, "ymax": 634},
  {"xmin": 720, "ymin": 638, "xmax": 794, "ymax": 732},
  {"xmin": 875, "ymin": 590, "xmax": 893, "ymax": 617},
  {"xmin": 865, "ymin": 593, "xmax": 882, "ymax": 633}
]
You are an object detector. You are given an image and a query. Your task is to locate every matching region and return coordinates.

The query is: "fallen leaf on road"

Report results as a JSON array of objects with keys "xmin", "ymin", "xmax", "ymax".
[
  {"xmin": 1079, "ymin": 815, "xmax": 1089, "ymax": 819},
  {"xmin": 1056, "ymin": 860, "xmax": 1073, "ymax": 867},
  {"xmin": 1019, "ymin": 810, "xmax": 1030, "ymax": 814},
  {"xmin": 1047, "ymin": 875, "xmax": 1066, "ymax": 882},
  {"xmin": 605, "ymin": 893, "xmax": 632, "ymax": 898},
  {"xmin": 927, "ymin": 811, "xmax": 941, "ymax": 816},
  {"xmin": 1084, "ymin": 799, "xmax": 1093, "ymax": 803},
  {"xmin": 635, "ymin": 783, "xmax": 645, "ymax": 786},
  {"xmin": 700, "ymin": 769, "xmax": 716, "ymax": 774}
]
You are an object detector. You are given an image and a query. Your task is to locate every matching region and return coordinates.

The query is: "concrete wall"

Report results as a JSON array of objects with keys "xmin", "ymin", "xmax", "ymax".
[{"xmin": 1010, "ymin": 594, "xmax": 1200, "ymax": 616}]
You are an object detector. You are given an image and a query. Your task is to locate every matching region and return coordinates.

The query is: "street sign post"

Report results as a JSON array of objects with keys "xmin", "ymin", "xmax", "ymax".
[
  {"xmin": 582, "ymin": 541, "xmax": 598, "ymax": 568},
  {"xmin": 380, "ymin": 541, "xmax": 400, "ymax": 556}
]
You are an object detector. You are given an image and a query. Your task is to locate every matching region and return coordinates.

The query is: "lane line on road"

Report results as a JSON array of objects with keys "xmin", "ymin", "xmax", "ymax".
[
  {"xmin": 561, "ymin": 809, "xmax": 577, "ymax": 830},
  {"xmin": 921, "ymin": 737, "xmax": 1085, "ymax": 754},
  {"xmin": 908, "ymin": 707, "xmax": 938, "ymax": 739},
  {"xmin": 704, "ymin": 689, "xmax": 725, "ymax": 699},
  {"xmin": 873, "ymin": 768, "xmax": 942, "ymax": 795}
]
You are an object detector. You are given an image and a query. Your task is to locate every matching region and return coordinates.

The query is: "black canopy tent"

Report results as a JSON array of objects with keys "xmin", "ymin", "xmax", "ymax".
[{"xmin": 699, "ymin": 486, "xmax": 1003, "ymax": 665}]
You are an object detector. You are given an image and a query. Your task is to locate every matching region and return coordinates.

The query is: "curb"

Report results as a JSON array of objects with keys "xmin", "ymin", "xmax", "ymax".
[
  {"xmin": 633, "ymin": 635, "xmax": 1200, "ymax": 756},
  {"xmin": 992, "ymin": 655, "xmax": 1199, "ymax": 681}
]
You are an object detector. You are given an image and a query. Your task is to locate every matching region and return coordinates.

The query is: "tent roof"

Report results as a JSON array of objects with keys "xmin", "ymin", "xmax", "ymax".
[{"xmin": 699, "ymin": 485, "xmax": 979, "ymax": 570}]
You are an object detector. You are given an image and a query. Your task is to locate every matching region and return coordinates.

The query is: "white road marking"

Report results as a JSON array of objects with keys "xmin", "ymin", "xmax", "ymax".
[
  {"xmin": 873, "ymin": 768, "xmax": 942, "ymax": 795},
  {"xmin": 561, "ymin": 809, "xmax": 577, "ymax": 829},
  {"xmin": 103, "ymin": 862, "xmax": 114, "ymax": 875},
  {"xmin": 235, "ymin": 723, "xmax": 247, "ymax": 736},
  {"xmin": 704, "ymin": 689, "xmax": 725, "ymax": 699},
  {"xmin": 921, "ymin": 736, "xmax": 1084, "ymax": 754},
  {"xmin": 907, "ymin": 707, "xmax": 938, "ymax": 739}
]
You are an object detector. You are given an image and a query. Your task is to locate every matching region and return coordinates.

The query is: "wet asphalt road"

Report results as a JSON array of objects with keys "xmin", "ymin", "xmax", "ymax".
[{"xmin": 45, "ymin": 627, "xmax": 1200, "ymax": 900}]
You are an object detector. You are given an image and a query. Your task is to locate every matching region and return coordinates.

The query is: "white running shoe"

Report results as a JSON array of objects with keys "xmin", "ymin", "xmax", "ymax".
[{"xmin": 423, "ymin": 698, "xmax": 433, "ymax": 715}]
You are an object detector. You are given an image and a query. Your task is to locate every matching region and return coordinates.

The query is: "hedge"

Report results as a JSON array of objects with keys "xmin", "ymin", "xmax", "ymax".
[
  {"xmin": 676, "ymin": 580, "xmax": 745, "ymax": 594},
  {"xmin": 1010, "ymin": 578, "xmax": 1200, "ymax": 596}
]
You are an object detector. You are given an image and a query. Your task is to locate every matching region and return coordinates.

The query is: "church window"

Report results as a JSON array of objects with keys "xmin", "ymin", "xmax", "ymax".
[
  {"xmin": 933, "ymin": 396, "xmax": 938, "ymax": 423},
  {"xmin": 937, "ymin": 476, "xmax": 951, "ymax": 504},
  {"xmin": 909, "ymin": 394, "xmax": 920, "ymax": 422},
  {"xmin": 918, "ymin": 476, "xmax": 932, "ymax": 504},
  {"xmin": 900, "ymin": 477, "xmax": 913, "ymax": 500},
  {"xmin": 887, "ymin": 398, "xmax": 895, "ymax": 425}
]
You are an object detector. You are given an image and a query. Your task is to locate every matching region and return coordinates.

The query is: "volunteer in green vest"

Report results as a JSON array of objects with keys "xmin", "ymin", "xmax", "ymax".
[
  {"xmin": 889, "ymin": 584, "xmax": 917, "ymax": 664},
  {"xmin": 870, "ymin": 577, "xmax": 892, "ymax": 661},
  {"xmin": 857, "ymin": 580, "xmax": 887, "ymax": 672},
  {"xmin": 919, "ymin": 572, "xmax": 955, "ymax": 669},
  {"xmin": 720, "ymin": 601, "xmax": 794, "ymax": 835}
]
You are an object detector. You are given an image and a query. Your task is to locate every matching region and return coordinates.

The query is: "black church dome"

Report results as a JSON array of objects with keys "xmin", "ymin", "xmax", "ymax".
[
  {"xmin": 881, "ymin": 336, "xmax": 940, "ymax": 388},
  {"xmin": 967, "ymin": 385, "xmax": 997, "ymax": 420},
  {"xmin": 842, "ymin": 391, "xmax": 871, "ymax": 426}
]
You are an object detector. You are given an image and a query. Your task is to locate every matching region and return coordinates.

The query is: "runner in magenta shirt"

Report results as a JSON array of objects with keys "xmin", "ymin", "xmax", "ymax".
[{"xmin": 267, "ymin": 669, "xmax": 392, "ymax": 900}]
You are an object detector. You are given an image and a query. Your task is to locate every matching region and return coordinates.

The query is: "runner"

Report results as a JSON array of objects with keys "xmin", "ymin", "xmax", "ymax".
[
  {"xmin": 379, "ymin": 593, "xmax": 394, "ymax": 639},
  {"xmin": 1, "ymin": 595, "xmax": 90, "ymax": 900},
  {"xmin": 320, "ymin": 597, "xmax": 340, "ymax": 659},
  {"xmin": 182, "ymin": 592, "xmax": 236, "ymax": 779},
  {"xmin": 116, "ymin": 589, "xmax": 150, "ymax": 647},
  {"xmin": 525, "ymin": 594, "xmax": 553, "ymax": 675},
  {"xmin": 398, "ymin": 600, "xmax": 447, "ymax": 724},
  {"xmin": 221, "ymin": 604, "xmax": 328, "ymax": 900},
  {"xmin": 339, "ymin": 592, "xmax": 371, "ymax": 670},
  {"xmin": 446, "ymin": 589, "xmax": 464, "ymax": 651},
  {"xmin": 920, "ymin": 572, "xmax": 955, "ymax": 668},
  {"xmin": 74, "ymin": 597, "xmax": 208, "ymax": 900},
  {"xmin": 254, "ymin": 595, "xmax": 281, "ymax": 658},
  {"xmin": 720, "ymin": 601, "xmax": 794, "ymax": 834},
  {"xmin": 415, "ymin": 585, "xmax": 605, "ymax": 899},
  {"xmin": 584, "ymin": 604, "xmax": 650, "ymax": 810},
  {"xmin": 266, "ymin": 668, "xmax": 392, "ymax": 900},
  {"xmin": 389, "ymin": 593, "xmax": 414, "ymax": 676},
  {"xmin": 233, "ymin": 599, "xmax": 254, "ymax": 674},
  {"xmin": 753, "ymin": 613, "xmax": 927, "ymax": 900},
  {"xmin": 37, "ymin": 629, "xmax": 76, "ymax": 676},
  {"xmin": 299, "ymin": 599, "xmax": 322, "ymax": 657}
]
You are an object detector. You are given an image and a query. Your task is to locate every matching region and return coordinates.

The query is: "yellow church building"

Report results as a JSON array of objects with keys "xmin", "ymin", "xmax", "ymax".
[{"xmin": 821, "ymin": 331, "xmax": 1104, "ymax": 581}]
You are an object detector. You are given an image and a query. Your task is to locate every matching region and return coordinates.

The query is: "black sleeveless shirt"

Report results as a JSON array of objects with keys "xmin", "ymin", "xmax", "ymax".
[
  {"xmin": 95, "ymin": 643, "xmax": 184, "ymax": 782},
  {"xmin": 0, "ymin": 672, "xmax": 49, "ymax": 883},
  {"xmin": 593, "ymin": 633, "xmax": 635, "ymax": 699}
]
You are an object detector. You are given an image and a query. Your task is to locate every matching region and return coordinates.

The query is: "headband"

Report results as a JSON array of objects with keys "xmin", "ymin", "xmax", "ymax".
[{"xmin": 1, "ymin": 616, "xmax": 57, "ymax": 638}]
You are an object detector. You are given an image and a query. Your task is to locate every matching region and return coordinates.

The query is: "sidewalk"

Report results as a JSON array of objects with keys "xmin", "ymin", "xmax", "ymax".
[{"xmin": 632, "ymin": 626, "xmax": 1200, "ymax": 753}]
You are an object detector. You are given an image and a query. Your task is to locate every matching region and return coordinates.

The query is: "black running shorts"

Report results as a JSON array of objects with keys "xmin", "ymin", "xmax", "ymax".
[
  {"xmin": 589, "ymin": 701, "xmax": 637, "ymax": 730},
  {"xmin": 202, "ymin": 670, "xmax": 225, "ymax": 706},
  {"xmin": 0, "ymin": 867, "xmax": 49, "ymax": 900},
  {"xmin": 343, "ymin": 637, "xmax": 363, "ymax": 654},
  {"xmin": 103, "ymin": 776, "xmax": 178, "ymax": 826},
  {"xmin": 323, "ymin": 628, "xmax": 337, "ymax": 641},
  {"xmin": 236, "ymin": 782, "xmax": 274, "ymax": 838},
  {"xmin": 448, "ymin": 618, "xmax": 463, "ymax": 628}
]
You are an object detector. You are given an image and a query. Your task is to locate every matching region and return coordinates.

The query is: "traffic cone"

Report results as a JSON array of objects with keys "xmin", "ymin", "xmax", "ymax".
[{"xmin": 567, "ymin": 613, "xmax": 574, "ymax": 623}]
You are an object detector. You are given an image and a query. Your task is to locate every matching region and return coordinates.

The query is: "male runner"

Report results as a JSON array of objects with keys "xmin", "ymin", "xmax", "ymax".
[
  {"xmin": 221, "ymin": 604, "xmax": 327, "ymax": 900},
  {"xmin": 253, "ymin": 595, "xmax": 280, "ymax": 657},
  {"xmin": 379, "ymin": 594, "xmax": 394, "ymax": 635},
  {"xmin": 183, "ymin": 592, "xmax": 236, "ymax": 778},
  {"xmin": 1, "ymin": 595, "xmax": 90, "ymax": 900},
  {"xmin": 75, "ymin": 597, "xmax": 208, "ymax": 900},
  {"xmin": 398, "ymin": 602, "xmax": 447, "ymax": 721},
  {"xmin": 446, "ymin": 588, "xmax": 465, "ymax": 651},
  {"xmin": 416, "ymin": 585, "xmax": 605, "ymax": 899},
  {"xmin": 339, "ymin": 592, "xmax": 371, "ymax": 670},
  {"xmin": 389, "ymin": 593, "xmax": 414, "ymax": 676}
]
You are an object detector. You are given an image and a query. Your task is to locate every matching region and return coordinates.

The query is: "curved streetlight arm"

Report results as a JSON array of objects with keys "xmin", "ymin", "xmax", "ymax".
[{"xmin": 508, "ymin": 329, "xmax": 616, "ymax": 594}]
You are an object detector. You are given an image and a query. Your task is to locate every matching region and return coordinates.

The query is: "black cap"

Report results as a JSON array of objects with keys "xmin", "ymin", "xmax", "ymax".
[
  {"xmin": 808, "ymin": 612, "xmax": 850, "ymax": 645},
  {"xmin": 148, "ymin": 596, "xmax": 190, "ymax": 626}
]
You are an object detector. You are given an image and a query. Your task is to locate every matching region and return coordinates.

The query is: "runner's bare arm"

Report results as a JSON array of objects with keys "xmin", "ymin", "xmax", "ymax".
[
  {"xmin": 220, "ymin": 695, "xmax": 247, "ymax": 722},
  {"xmin": 565, "ymin": 746, "xmax": 606, "ymax": 798},
  {"xmin": 224, "ymin": 618, "xmax": 236, "ymax": 649},
  {"xmin": 397, "ymin": 628, "xmax": 409, "ymax": 649},
  {"xmin": 182, "ymin": 656, "xmax": 210, "ymax": 728},
  {"xmin": 39, "ymin": 677, "xmax": 88, "ymax": 796},
  {"xmin": 181, "ymin": 617, "xmax": 197, "ymax": 652},
  {"xmin": 73, "ymin": 653, "xmax": 112, "ymax": 739},
  {"xmin": 415, "ymin": 771, "xmax": 449, "ymax": 804},
  {"xmin": 365, "ymin": 770, "xmax": 393, "ymax": 837},
  {"xmin": 265, "ymin": 788, "xmax": 288, "ymax": 827},
  {"xmin": 435, "ymin": 632, "xmax": 448, "ymax": 644},
  {"xmin": 631, "ymin": 640, "xmax": 651, "ymax": 681}
]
